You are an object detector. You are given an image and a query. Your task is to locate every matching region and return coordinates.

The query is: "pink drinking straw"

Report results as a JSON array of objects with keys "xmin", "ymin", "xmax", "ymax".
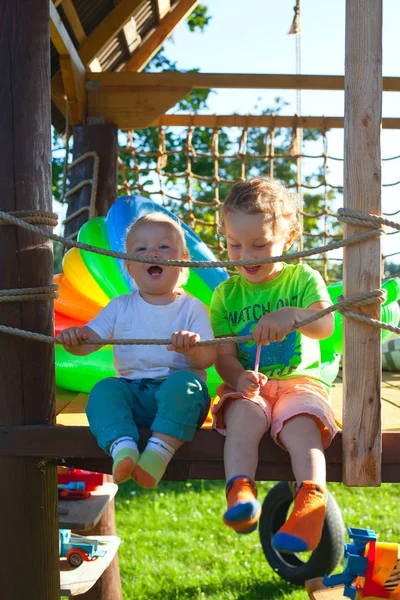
[{"xmin": 254, "ymin": 343, "xmax": 261, "ymax": 373}]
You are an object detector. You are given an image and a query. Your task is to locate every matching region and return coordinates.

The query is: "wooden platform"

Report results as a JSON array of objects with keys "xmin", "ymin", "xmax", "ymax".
[
  {"xmin": 55, "ymin": 371, "xmax": 400, "ymax": 431},
  {"xmin": 60, "ymin": 535, "xmax": 120, "ymax": 597},
  {"xmin": 1, "ymin": 371, "xmax": 400, "ymax": 482},
  {"xmin": 59, "ymin": 482, "xmax": 118, "ymax": 531},
  {"xmin": 305, "ymin": 578, "xmax": 346, "ymax": 600}
]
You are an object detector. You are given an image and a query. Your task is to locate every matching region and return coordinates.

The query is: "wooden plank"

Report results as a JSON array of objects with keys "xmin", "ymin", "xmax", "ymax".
[
  {"xmin": 122, "ymin": 0, "xmax": 199, "ymax": 72},
  {"xmin": 60, "ymin": 536, "xmax": 120, "ymax": 597},
  {"xmin": 57, "ymin": 392, "xmax": 89, "ymax": 426},
  {"xmin": 1, "ymin": 426, "xmax": 400, "ymax": 481},
  {"xmin": 51, "ymin": 72, "xmax": 67, "ymax": 117},
  {"xmin": 86, "ymin": 70, "xmax": 400, "ymax": 91},
  {"xmin": 156, "ymin": 0, "xmax": 171, "ymax": 21},
  {"xmin": 73, "ymin": 475, "xmax": 122, "ymax": 600},
  {"xmin": 59, "ymin": 482, "xmax": 118, "ymax": 531},
  {"xmin": 306, "ymin": 578, "xmax": 345, "ymax": 600},
  {"xmin": 87, "ymin": 84, "xmax": 192, "ymax": 129},
  {"xmin": 50, "ymin": 1, "xmax": 86, "ymax": 124},
  {"xmin": 152, "ymin": 114, "xmax": 400, "ymax": 130},
  {"xmin": 56, "ymin": 388, "xmax": 80, "ymax": 415},
  {"xmin": 0, "ymin": 1, "xmax": 59, "ymax": 598},
  {"xmin": 343, "ymin": 0, "xmax": 382, "ymax": 486},
  {"xmin": 62, "ymin": 0, "xmax": 87, "ymax": 45},
  {"xmin": 78, "ymin": 0, "xmax": 144, "ymax": 67}
]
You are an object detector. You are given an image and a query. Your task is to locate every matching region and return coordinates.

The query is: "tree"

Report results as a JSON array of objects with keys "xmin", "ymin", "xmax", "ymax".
[{"xmin": 53, "ymin": 4, "xmax": 343, "ymax": 280}]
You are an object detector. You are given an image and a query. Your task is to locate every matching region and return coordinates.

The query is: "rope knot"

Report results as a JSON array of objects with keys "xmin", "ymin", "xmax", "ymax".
[{"xmin": 336, "ymin": 289, "xmax": 386, "ymax": 316}]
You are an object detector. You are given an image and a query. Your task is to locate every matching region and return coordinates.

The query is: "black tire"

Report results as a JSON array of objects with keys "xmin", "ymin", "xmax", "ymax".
[
  {"xmin": 259, "ymin": 481, "xmax": 344, "ymax": 585},
  {"xmin": 68, "ymin": 552, "xmax": 84, "ymax": 568}
]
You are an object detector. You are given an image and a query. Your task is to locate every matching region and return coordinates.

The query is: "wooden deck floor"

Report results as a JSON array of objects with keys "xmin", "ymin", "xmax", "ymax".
[{"xmin": 56, "ymin": 370, "xmax": 400, "ymax": 431}]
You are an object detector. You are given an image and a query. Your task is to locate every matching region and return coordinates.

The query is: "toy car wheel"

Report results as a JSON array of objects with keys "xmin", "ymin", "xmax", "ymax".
[
  {"xmin": 259, "ymin": 481, "xmax": 345, "ymax": 585},
  {"xmin": 67, "ymin": 551, "xmax": 84, "ymax": 568}
]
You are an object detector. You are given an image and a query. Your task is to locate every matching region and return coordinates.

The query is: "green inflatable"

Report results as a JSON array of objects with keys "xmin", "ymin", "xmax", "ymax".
[
  {"xmin": 56, "ymin": 345, "xmax": 223, "ymax": 397},
  {"xmin": 78, "ymin": 217, "xmax": 130, "ymax": 299},
  {"xmin": 323, "ymin": 278, "xmax": 400, "ymax": 356}
]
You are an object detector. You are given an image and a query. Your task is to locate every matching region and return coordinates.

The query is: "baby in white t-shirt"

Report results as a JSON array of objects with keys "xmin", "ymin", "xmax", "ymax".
[{"xmin": 57, "ymin": 212, "xmax": 216, "ymax": 487}]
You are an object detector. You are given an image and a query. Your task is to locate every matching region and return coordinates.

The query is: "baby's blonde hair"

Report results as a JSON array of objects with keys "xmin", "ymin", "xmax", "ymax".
[
  {"xmin": 125, "ymin": 212, "xmax": 189, "ymax": 287},
  {"xmin": 220, "ymin": 177, "xmax": 301, "ymax": 239}
]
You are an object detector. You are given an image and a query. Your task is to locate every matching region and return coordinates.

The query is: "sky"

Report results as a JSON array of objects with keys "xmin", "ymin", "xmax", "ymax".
[
  {"xmin": 54, "ymin": 1, "xmax": 399, "ymax": 263},
  {"xmin": 157, "ymin": 0, "xmax": 400, "ymax": 263}
]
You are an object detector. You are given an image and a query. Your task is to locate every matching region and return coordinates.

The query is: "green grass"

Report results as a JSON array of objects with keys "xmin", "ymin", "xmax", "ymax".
[{"xmin": 115, "ymin": 480, "xmax": 400, "ymax": 599}]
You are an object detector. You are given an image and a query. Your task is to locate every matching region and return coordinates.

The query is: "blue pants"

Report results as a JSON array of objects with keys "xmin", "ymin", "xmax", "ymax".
[{"xmin": 86, "ymin": 370, "xmax": 211, "ymax": 453}]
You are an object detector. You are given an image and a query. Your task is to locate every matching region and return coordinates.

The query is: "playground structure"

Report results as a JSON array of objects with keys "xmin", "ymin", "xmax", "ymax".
[{"xmin": 1, "ymin": 1, "xmax": 400, "ymax": 598}]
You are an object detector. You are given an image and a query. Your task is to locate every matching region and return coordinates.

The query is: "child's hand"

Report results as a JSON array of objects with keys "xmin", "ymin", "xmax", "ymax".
[
  {"xmin": 167, "ymin": 330, "xmax": 200, "ymax": 355},
  {"xmin": 252, "ymin": 308, "xmax": 296, "ymax": 346},
  {"xmin": 56, "ymin": 326, "xmax": 90, "ymax": 351},
  {"xmin": 236, "ymin": 370, "xmax": 267, "ymax": 398}
]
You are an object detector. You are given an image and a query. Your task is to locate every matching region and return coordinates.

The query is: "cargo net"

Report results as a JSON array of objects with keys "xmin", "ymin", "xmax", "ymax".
[{"xmin": 117, "ymin": 122, "xmax": 400, "ymax": 282}]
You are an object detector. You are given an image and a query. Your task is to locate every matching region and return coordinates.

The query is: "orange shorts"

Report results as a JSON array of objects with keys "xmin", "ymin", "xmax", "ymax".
[{"xmin": 212, "ymin": 376, "xmax": 338, "ymax": 450}]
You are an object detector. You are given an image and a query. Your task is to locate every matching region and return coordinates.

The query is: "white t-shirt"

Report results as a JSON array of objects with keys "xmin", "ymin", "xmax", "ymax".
[{"xmin": 87, "ymin": 290, "xmax": 214, "ymax": 381}]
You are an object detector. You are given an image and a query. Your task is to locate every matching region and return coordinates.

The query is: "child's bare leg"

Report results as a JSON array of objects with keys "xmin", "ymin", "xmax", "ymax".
[
  {"xmin": 224, "ymin": 400, "xmax": 268, "ymax": 479},
  {"xmin": 273, "ymin": 415, "xmax": 327, "ymax": 553},
  {"xmin": 223, "ymin": 400, "xmax": 268, "ymax": 534},
  {"xmin": 280, "ymin": 415, "xmax": 326, "ymax": 485}
]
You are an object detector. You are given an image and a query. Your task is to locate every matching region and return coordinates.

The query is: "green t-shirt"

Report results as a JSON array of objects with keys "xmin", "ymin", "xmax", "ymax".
[{"xmin": 210, "ymin": 263, "xmax": 332, "ymax": 387}]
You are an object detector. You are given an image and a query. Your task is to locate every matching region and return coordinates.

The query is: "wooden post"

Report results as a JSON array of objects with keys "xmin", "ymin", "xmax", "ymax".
[
  {"xmin": 66, "ymin": 124, "xmax": 122, "ymax": 598},
  {"xmin": 64, "ymin": 123, "xmax": 118, "ymax": 238},
  {"xmin": 0, "ymin": 1, "xmax": 59, "ymax": 598},
  {"xmin": 343, "ymin": 0, "xmax": 382, "ymax": 486}
]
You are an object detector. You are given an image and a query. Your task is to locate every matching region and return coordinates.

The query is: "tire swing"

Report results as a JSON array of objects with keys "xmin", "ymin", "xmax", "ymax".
[{"xmin": 258, "ymin": 481, "xmax": 345, "ymax": 585}]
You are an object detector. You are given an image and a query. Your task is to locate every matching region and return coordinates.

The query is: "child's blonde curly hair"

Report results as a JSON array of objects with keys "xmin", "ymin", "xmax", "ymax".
[
  {"xmin": 125, "ymin": 212, "xmax": 189, "ymax": 287},
  {"xmin": 220, "ymin": 177, "xmax": 301, "ymax": 239}
]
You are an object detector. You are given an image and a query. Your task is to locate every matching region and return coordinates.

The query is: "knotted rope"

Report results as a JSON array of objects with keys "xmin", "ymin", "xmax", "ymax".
[{"xmin": 0, "ymin": 207, "xmax": 399, "ymax": 347}]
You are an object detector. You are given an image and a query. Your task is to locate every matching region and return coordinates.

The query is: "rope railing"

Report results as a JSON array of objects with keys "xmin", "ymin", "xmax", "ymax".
[
  {"xmin": 1, "ymin": 289, "xmax": 397, "ymax": 347},
  {"xmin": 0, "ymin": 208, "xmax": 394, "ymax": 269},
  {"xmin": 0, "ymin": 207, "xmax": 399, "ymax": 348}
]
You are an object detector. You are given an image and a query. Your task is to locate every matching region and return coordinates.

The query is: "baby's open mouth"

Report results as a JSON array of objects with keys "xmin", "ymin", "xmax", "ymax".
[
  {"xmin": 147, "ymin": 265, "xmax": 163, "ymax": 277},
  {"xmin": 244, "ymin": 265, "xmax": 260, "ymax": 274}
]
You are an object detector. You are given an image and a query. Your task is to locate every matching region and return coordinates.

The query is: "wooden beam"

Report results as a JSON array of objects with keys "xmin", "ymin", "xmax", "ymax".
[
  {"xmin": 50, "ymin": 1, "xmax": 86, "ymax": 124},
  {"xmin": 1, "ymin": 427, "xmax": 400, "ymax": 482},
  {"xmin": 343, "ymin": 0, "xmax": 382, "ymax": 486},
  {"xmin": 86, "ymin": 70, "xmax": 400, "ymax": 91},
  {"xmin": 62, "ymin": 0, "xmax": 87, "ymax": 44},
  {"xmin": 87, "ymin": 81, "xmax": 192, "ymax": 129},
  {"xmin": 156, "ymin": 0, "xmax": 171, "ymax": 21},
  {"xmin": 78, "ymin": 0, "xmax": 143, "ymax": 66},
  {"xmin": 64, "ymin": 123, "xmax": 118, "ymax": 238},
  {"xmin": 122, "ymin": 0, "xmax": 199, "ymax": 72},
  {"xmin": 152, "ymin": 114, "xmax": 400, "ymax": 130},
  {"xmin": 0, "ymin": 1, "xmax": 59, "ymax": 598},
  {"xmin": 51, "ymin": 71, "xmax": 67, "ymax": 117}
]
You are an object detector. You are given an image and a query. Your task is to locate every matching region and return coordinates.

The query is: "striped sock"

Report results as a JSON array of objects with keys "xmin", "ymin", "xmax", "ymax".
[
  {"xmin": 110, "ymin": 437, "xmax": 139, "ymax": 484},
  {"xmin": 133, "ymin": 437, "xmax": 175, "ymax": 488}
]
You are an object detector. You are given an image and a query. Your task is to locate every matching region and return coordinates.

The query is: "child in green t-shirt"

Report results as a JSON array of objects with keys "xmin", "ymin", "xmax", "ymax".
[{"xmin": 210, "ymin": 177, "xmax": 338, "ymax": 553}]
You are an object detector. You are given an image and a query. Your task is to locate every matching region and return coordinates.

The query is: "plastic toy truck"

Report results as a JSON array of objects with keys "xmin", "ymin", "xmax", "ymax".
[
  {"xmin": 323, "ymin": 527, "xmax": 400, "ymax": 599},
  {"xmin": 59, "ymin": 529, "xmax": 106, "ymax": 567}
]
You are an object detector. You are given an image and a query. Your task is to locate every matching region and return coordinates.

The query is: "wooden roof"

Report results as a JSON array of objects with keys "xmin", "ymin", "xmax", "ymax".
[{"xmin": 51, "ymin": 0, "xmax": 199, "ymax": 132}]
